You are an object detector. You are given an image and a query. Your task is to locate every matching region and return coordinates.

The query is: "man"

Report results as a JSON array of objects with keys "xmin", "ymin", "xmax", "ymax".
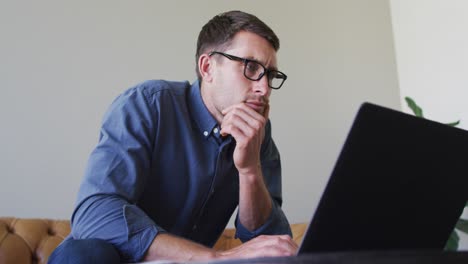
[{"xmin": 49, "ymin": 10, "xmax": 297, "ymax": 263}]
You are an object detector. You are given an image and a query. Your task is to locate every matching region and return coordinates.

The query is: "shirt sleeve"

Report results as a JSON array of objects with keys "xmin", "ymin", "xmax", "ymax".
[
  {"xmin": 71, "ymin": 83, "xmax": 163, "ymax": 262},
  {"xmin": 234, "ymin": 120, "xmax": 293, "ymax": 242}
]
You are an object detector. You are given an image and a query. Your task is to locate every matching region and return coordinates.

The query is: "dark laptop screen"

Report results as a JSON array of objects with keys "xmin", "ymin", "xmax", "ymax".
[{"xmin": 299, "ymin": 102, "xmax": 468, "ymax": 253}]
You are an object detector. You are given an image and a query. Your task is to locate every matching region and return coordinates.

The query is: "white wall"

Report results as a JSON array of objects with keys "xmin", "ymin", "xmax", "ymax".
[
  {"xmin": 0, "ymin": 0, "xmax": 399, "ymax": 227},
  {"xmin": 390, "ymin": 0, "xmax": 468, "ymax": 249},
  {"xmin": 390, "ymin": 0, "xmax": 468, "ymax": 127}
]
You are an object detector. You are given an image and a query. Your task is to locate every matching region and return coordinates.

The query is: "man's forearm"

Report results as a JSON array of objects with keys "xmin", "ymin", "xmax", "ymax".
[
  {"xmin": 219, "ymin": 103, "xmax": 274, "ymax": 231},
  {"xmin": 144, "ymin": 229, "xmax": 298, "ymax": 262},
  {"xmin": 143, "ymin": 233, "xmax": 217, "ymax": 261},
  {"xmin": 238, "ymin": 165, "xmax": 273, "ymax": 231}
]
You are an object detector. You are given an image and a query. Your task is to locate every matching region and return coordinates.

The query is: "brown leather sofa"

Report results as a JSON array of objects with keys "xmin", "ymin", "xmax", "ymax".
[{"xmin": 0, "ymin": 217, "xmax": 306, "ymax": 264}]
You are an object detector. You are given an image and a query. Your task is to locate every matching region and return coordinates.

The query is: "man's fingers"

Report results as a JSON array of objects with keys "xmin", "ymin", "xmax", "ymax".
[
  {"xmin": 219, "ymin": 235, "xmax": 297, "ymax": 260},
  {"xmin": 222, "ymin": 111, "xmax": 262, "ymax": 135},
  {"xmin": 221, "ymin": 122, "xmax": 249, "ymax": 141},
  {"xmin": 221, "ymin": 104, "xmax": 267, "ymax": 136},
  {"xmin": 255, "ymin": 235, "xmax": 298, "ymax": 253},
  {"xmin": 220, "ymin": 119, "xmax": 258, "ymax": 141},
  {"xmin": 222, "ymin": 103, "xmax": 268, "ymax": 121}
]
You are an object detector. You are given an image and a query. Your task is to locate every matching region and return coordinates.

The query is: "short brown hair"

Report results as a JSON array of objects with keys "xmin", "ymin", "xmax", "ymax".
[{"xmin": 195, "ymin": 10, "xmax": 280, "ymax": 79}]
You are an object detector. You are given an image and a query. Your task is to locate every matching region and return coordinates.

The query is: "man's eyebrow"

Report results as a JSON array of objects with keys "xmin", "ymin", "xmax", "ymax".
[{"xmin": 246, "ymin": 56, "xmax": 278, "ymax": 70}]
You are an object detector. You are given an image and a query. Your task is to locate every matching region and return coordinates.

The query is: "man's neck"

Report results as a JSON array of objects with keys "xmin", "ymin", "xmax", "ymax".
[{"xmin": 200, "ymin": 81, "xmax": 223, "ymax": 125}]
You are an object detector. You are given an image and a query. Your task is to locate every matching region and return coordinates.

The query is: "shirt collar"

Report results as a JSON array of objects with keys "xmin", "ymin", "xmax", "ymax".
[{"xmin": 188, "ymin": 80, "xmax": 219, "ymax": 139}]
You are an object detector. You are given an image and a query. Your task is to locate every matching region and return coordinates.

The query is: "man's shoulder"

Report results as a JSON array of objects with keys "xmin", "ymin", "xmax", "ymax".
[
  {"xmin": 131, "ymin": 79, "xmax": 191, "ymax": 97},
  {"xmin": 108, "ymin": 80, "xmax": 193, "ymax": 111}
]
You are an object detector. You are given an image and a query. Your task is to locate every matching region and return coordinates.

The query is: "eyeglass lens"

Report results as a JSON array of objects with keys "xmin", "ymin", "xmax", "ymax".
[{"xmin": 244, "ymin": 60, "xmax": 285, "ymax": 89}]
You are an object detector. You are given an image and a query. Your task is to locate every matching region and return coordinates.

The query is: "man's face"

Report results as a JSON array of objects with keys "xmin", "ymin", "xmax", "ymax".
[{"xmin": 203, "ymin": 31, "xmax": 277, "ymax": 123}]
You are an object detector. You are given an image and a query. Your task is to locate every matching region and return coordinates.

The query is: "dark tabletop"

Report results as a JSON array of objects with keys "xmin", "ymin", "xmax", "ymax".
[{"xmin": 188, "ymin": 251, "xmax": 468, "ymax": 264}]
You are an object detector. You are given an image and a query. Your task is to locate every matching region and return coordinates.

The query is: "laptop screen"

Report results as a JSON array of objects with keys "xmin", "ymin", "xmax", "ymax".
[{"xmin": 299, "ymin": 102, "xmax": 468, "ymax": 253}]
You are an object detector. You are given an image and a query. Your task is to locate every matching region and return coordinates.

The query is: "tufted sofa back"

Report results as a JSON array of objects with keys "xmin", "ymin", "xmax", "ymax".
[
  {"xmin": 0, "ymin": 217, "xmax": 306, "ymax": 264},
  {"xmin": 0, "ymin": 218, "xmax": 70, "ymax": 264}
]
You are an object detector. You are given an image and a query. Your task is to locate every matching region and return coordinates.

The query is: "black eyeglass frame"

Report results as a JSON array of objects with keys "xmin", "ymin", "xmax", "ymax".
[{"xmin": 208, "ymin": 51, "xmax": 287, "ymax": 89}]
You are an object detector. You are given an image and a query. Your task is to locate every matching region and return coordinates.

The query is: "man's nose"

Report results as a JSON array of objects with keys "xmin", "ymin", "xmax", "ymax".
[{"xmin": 254, "ymin": 74, "xmax": 270, "ymax": 95}]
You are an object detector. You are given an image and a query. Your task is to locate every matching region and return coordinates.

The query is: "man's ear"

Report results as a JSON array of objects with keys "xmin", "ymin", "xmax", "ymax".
[{"xmin": 198, "ymin": 54, "xmax": 214, "ymax": 82}]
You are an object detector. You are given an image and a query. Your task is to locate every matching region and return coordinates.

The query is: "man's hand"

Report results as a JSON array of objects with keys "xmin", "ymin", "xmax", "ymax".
[
  {"xmin": 143, "ymin": 233, "xmax": 298, "ymax": 262},
  {"xmin": 221, "ymin": 102, "xmax": 273, "ymax": 230},
  {"xmin": 217, "ymin": 234, "xmax": 298, "ymax": 259},
  {"xmin": 221, "ymin": 102, "xmax": 270, "ymax": 175}
]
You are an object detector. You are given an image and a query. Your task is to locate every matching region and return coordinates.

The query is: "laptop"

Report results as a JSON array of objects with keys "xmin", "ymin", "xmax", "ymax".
[{"xmin": 298, "ymin": 102, "xmax": 468, "ymax": 253}]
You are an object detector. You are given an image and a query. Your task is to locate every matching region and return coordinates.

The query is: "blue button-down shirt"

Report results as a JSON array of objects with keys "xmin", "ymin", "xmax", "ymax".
[{"xmin": 70, "ymin": 80, "xmax": 291, "ymax": 262}]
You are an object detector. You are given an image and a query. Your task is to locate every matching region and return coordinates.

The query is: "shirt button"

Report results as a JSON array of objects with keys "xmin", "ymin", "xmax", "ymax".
[
  {"xmin": 203, "ymin": 131, "xmax": 208, "ymax": 136},
  {"xmin": 213, "ymin": 127, "xmax": 219, "ymax": 134}
]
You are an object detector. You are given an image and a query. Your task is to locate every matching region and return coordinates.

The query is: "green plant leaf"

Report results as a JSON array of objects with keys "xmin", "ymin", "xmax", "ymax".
[
  {"xmin": 455, "ymin": 218, "xmax": 468, "ymax": 235},
  {"xmin": 405, "ymin": 97, "xmax": 424, "ymax": 118},
  {"xmin": 445, "ymin": 230, "xmax": 459, "ymax": 251},
  {"xmin": 446, "ymin": 120, "xmax": 460, "ymax": 127}
]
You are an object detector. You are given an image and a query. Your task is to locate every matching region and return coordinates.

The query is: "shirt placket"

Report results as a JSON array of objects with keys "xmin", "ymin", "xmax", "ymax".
[{"xmin": 190, "ymin": 135, "xmax": 232, "ymax": 234}]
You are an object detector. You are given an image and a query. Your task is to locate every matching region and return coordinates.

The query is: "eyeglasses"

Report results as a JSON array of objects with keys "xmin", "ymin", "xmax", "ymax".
[{"xmin": 209, "ymin": 51, "xmax": 287, "ymax": 89}]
